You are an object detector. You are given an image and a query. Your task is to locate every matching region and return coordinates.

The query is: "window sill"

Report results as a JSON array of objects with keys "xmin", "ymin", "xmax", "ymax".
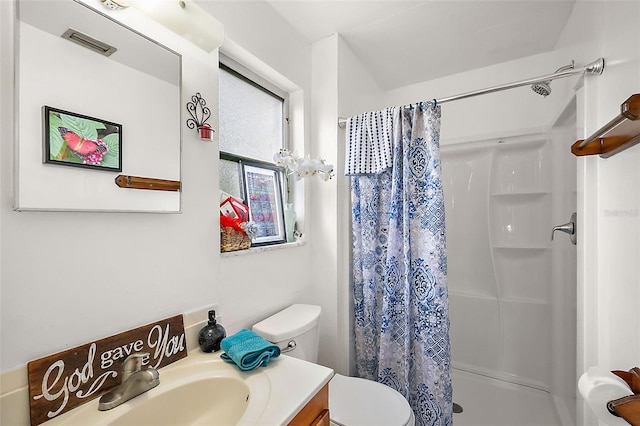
[{"xmin": 220, "ymin": 240, "xmax": 306, "ymax": 258}]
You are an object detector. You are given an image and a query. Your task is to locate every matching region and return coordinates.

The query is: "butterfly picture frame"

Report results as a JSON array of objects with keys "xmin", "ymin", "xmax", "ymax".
[{"xmin": 43, "ymin": 106, "xmax": 122, "ymax": 172}]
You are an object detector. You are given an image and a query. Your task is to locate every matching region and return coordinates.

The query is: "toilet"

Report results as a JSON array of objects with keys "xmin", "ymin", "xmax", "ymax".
[{"xmin": 252, "ymin": 304, "xmax": 415, "ymax": 426}]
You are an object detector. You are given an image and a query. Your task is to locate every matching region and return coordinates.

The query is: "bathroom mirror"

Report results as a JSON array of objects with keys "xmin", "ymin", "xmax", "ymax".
[{"xmin": 14, "ymin": 0, "xmax": 182, "ymax": 212}]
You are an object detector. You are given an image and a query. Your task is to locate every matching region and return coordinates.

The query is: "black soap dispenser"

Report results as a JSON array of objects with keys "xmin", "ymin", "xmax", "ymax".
[{"xmin": 198, "ymin": 310, "xmax": 226, "ymax": 352}]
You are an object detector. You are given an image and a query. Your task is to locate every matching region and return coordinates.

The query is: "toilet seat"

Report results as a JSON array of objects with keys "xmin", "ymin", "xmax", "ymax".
[{"xmin": 329, "ymin": 374, "xmax": 414, "ymax": 426}]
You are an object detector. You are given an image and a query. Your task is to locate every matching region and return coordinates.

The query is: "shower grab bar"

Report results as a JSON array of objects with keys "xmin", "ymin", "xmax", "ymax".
[
  {"xmin": 337, "ymin": 58, "xmax": 605, "ymax": 128},
  {"xmin": 572, "ymin": 93, "xmax": 640, "ymax": 158}
]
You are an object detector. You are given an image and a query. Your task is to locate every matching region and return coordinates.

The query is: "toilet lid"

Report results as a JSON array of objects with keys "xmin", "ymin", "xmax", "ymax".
[{"xmin": 329, "ymin": 374, "xmax": 413, "ymax": 426}]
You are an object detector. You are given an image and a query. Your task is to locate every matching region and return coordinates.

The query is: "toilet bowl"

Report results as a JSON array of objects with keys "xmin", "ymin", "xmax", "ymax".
[
  {"xmin": 252, "ymin": 304, "xmax": 415, "ymax": 426},
  {"xmin": 329, "ymin": 373, "xmax": 415, "ymax": 426}
]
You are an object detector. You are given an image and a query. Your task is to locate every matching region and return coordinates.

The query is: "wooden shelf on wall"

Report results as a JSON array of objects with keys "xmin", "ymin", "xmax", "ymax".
[
  {"xmin": 572, "ymin": 93, "xmax": 640, "ymax": 158},
  {"xmin": 115, "ymin": 175, "xmax": 181, "ymax": 191}
]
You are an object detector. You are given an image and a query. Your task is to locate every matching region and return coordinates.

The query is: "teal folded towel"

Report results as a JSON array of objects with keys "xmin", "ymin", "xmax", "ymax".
[{"xmin": 220, "ymin": 329, "xmax": 281, "ymax": 371}]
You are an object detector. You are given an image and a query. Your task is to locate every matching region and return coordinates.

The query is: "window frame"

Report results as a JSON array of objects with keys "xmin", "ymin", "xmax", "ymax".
[
  {"xmin": 218, "ymin": 56, "xmax": 291, "ymax": 249},
  {"xmin": 220, "ymin": 151, "xmax": 288, "ymax": 205},
  {"xmin": 218, "ymin": 55, "xmax": 290, "ymax": 153}
]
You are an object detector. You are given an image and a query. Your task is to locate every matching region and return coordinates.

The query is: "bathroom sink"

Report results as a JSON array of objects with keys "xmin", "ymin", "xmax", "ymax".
[
  {"xmin": 108, "ymin": 376, "xmax": 249, "ymax": 426},
  {"xmin": 36, "ymin": 349, "xmax": 334, "ymax": 426},
  {"xmin": 46, "ymin": 353, "xmax": 271, "ymax": 426}
]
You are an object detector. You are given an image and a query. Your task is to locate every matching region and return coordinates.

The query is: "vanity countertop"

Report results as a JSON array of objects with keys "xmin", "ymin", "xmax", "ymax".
[
  {"xmin": 229, "ymin": 351, "xmax": 334, "ymax": 425},
  {"xmin": 0, "ymin": 349, "xmax": 334, "ymax": 426}
]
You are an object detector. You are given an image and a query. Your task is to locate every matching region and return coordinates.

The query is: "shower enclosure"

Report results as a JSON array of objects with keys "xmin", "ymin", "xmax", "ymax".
[{"xmin": 441, "ymin": 103, "xmax": 578, "ymax": 426}]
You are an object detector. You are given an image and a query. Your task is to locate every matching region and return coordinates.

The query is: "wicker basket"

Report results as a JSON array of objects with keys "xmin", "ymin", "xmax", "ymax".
[{"xmin": 220, "ymin": 226, "xmax": 251, "ymax": 252}]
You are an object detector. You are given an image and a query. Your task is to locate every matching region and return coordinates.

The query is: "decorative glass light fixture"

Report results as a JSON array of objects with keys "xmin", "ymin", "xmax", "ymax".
[
  {"xmin": 100, "ymin": 0, "xmax": 129, "ymax": 10},
  {"xmin": 126, "ymin": 0, "xmax": 223, "ymax": 52}
]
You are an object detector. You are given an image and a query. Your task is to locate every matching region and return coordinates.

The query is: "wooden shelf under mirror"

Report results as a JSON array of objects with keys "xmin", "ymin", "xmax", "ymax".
[
  {"xmin": 115, "ymin": 175, "xmax": 181, "ymax": 191},
  {"xmin": 571, "ymin": 93, "xmax": 640, "ymax": 158}
]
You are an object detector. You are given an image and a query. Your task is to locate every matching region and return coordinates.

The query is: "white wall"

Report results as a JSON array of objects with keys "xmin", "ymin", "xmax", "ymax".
[
  {"xmin": 201, "ymin": 0, "xmax": 317, "ymax": 339},
  {"xmin": 305, "ymin": 34, "xmax": 384, "ymax": 374},
  {"xmin": 308, "ymin": 35, "xmax": 340, "ymax": 371},
  {"xmin": 199, "ymin": 1, "xmax": 310, "ymax": 91},
  {"xmin": 309, "ymin": 34, "xmax": 381, "ymax": 374},
  {"xmin": 336, "ymin": 37, "xmax": 384, "ymax": 375},
  {"xmin": 0, "ymin": 0, "xmax": 315, "ymax": 375},
  {"xmin": 1, "ymin": 0, "xmax": 218, "ymax": 372},
  {"xmin": 555, "ymin": 1, "xmax": 640, "ymax": 424}
]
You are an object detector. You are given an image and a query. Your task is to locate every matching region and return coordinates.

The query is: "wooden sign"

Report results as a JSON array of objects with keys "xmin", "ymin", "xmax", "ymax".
[{"xmin": 27, "ymin": 315, "xmax": 187, "ymax": 426}]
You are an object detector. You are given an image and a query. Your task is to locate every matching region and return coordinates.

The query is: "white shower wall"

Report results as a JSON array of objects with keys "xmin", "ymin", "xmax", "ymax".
[
  {"xmin": 443, "ymin": 135, "xmax": 552, "ymax": 388},
  {"xmin": 441, "ymin": 123, "xmax": 577, "ymax": 423}
]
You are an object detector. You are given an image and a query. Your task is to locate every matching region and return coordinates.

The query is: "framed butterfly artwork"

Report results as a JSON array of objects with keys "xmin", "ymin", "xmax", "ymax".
[{"xmin": 43, "ymin": 106, "xmax": 122, "ymax": 172}]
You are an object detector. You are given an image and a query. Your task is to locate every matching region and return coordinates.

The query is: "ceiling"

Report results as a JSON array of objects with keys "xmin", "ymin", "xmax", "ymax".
[{"xmin": 264, "ymin": 0, "xmax": 576, "ymax": 90}]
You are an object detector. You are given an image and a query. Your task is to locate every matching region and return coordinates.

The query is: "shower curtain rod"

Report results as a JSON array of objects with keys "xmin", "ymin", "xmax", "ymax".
[{"xmin": 337, "ymin": 57, "xmax": 605, "ymax": 128}]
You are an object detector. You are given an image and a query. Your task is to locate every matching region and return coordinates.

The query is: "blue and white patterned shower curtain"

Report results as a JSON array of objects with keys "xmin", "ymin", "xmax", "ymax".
[{"xmin": 347, "ymin": 102, "xmax": 452, "ymax": 426}]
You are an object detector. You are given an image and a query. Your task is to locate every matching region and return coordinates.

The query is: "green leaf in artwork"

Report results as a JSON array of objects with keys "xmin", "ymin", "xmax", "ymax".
[
  {"xmin": 60, "ymin": 113, "xmax": 105, "ymax": 140},
  {"xmin": 101, "ymin": 133, "xmax": 120, "ymax": 168},
  {"xmin": 48, "ymin": 112, "xmax": 65, "ymax": 158}
]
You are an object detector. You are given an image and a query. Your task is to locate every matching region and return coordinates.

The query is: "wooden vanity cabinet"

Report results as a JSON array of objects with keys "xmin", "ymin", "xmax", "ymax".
[
  {"xmin": 288, "ymin": 383, "xmax": 330, "ymax": 426},
  {"xmin": 308, "ymin": 409, "xmax": 330, "ymax": 426}
]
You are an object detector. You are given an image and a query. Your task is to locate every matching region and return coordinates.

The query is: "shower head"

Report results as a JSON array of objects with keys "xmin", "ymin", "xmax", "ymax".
[
  {"xmin": 530, "ymin": 60, "xmax": 576, "ymax": 97},
  {"xmin": 531, "ymin": 81, "xmax": 552, "ymax": 97}
]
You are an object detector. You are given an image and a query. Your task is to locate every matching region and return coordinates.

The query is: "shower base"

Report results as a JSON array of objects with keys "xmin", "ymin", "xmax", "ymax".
[{"xmin": 452, "ymin": 368, "xmax": 562, "ymax": 426}]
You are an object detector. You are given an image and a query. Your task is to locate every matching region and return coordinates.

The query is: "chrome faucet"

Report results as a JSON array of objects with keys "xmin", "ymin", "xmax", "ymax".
[
  {"xmin": 98, "ymin": 353, "xmax": 160, "ymax": 411},
  {"xmin": 551, "ymin": 212, "xmax": 577, "ymax": 245}
]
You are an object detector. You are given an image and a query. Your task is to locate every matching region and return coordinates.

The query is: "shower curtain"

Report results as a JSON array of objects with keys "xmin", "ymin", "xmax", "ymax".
[{"xmin": 348, "ymin": 102, "xmax": 452, "ymax": 426}]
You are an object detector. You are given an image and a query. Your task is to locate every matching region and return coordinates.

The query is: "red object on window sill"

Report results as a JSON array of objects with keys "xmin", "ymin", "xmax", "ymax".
[
  {"xmin": 220, "ymin": 214, "xmax": 245, "ymax": 233},
  {"xmin": 220, "ymin": 196, "xmax": 249, "ymax": 222}
]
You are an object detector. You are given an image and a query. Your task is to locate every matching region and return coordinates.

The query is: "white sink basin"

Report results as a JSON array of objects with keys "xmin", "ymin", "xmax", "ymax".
[
  {"xmin": 47, "ymin": 353, "xmax": 271, "ymax": 426},
  {"xmin": 108, "ymin": 376, "xmax": 249, "ymax": 426}
]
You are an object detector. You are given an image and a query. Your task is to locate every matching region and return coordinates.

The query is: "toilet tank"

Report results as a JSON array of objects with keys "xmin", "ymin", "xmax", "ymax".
[{"xmin": 252, "ymin": 304, "xmax": 321, "ymax": 363}]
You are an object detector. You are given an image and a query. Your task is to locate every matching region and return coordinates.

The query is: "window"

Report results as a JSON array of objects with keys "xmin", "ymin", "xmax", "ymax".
[
  {"xmin": 219, "ymin": 59, "xmax": 289, "ymax": 248},
  {"xmin": 219, "ymin": 64, "xmax": 286, "ymax": 161}
]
